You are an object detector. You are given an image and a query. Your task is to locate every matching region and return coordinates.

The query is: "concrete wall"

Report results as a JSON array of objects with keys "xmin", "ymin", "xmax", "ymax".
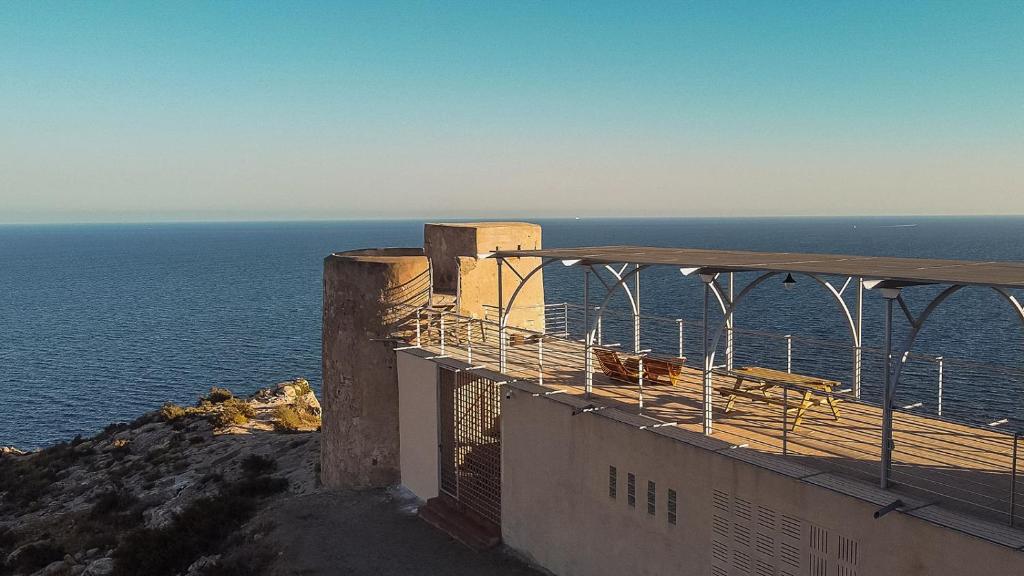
[
  {"xmin": 501, "ymin": 384, "xmax": 1024, "ymax": 576},
  {"xmin": 397, "ymin": 350, "xmax": 439, "ymax": 501},
  {"xmin": 322, "ymin": 248, "xmax": 429, "ymax": 489},
  {"xmin": 424, "ymin": 222, "xmax": 545, "ymax": 332}
]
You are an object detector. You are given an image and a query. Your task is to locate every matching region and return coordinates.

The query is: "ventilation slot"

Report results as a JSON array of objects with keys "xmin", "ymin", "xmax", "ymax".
[
  {"xmin": 732, "ymin": 550, "xmax": 751, "ymax": 573},
  {"xmin": 780, "ymin": 541, "xmax": 800, "ymax": 569},
  {"xmin": 756, "ymin": 533, "xmax": 775, "ymax": 558},
  {"xmin": 780, "ymin": 514, "xmax": 801, "ymax": 539},
  {"xmin": 756, "ymin": 559, "xmax": 775, "ymax": 576},
  {"xmin": 809, "ymin": 524, "xmax": 828, "ymax": 554},
  {"xmin": 757, "ymin": 506, "xmax": 777, "ymax": 531},
  {"xmin": 667, "ymin": 489, "xmax": 677, "ymax": 525},
  {"xmin": 809, "ymin": 553, "xmax": 827, "ymax": 576},
  {"xmin": 735, "ymin": 497, "xmax": 752, "ymax": 521},
  {"xmin": 713, "ymin": 514, "xmax": 730, "ymax": 538},
  {"xmin": 734, "ymin": 523, "xmax": 751, "ymax": 547},
  {"xmin": 838, "ymin": 534, "xmax": 858, "ymax": 565},
  {"xmin": 712, "ymin": 540, "xmax": 729, "ymax": 564},
  {"xmin": 713, "ymin": 489, "xmax": 730, "ymax": 512},
  {"xmin": 608, "ymin": 466, "xmax": 617, "ymax": 499},
  {"xmin": 627, "ymin": 473, "xmax": 636, "ymax": 507},
  {"xmin": 647, "ymin": 481, "xmax": 656, "ymax": 515}
]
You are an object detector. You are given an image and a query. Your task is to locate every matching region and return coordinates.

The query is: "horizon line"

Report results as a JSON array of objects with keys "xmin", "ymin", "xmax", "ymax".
[{"xmin": 3, "ymin": 213, "xmax": 1024, "ymax": 227}]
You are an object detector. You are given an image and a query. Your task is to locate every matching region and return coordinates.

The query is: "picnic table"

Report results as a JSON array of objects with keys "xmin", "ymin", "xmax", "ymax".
[{"xmin": 717, "ymin": 366, "xmax": 842, "ymax": 431}]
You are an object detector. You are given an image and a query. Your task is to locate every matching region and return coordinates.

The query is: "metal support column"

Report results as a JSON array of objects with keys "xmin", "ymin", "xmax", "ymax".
[
  {"xmin": 584, "ymin": 267, "xmax": 592, "ymax": 399},
  {"xmin": 497, "ymin": 258, "xmax": 506, "ymax": 373},
  {"xmin": 634, "ymin": 264, "xmax": 641, "ymax": 353},
  {"xmin": 854, "ymin": 277, "xmax": 863, "ymax": 399},
  {"xmin": 880, "ymin": 289, "xmax": 898, "ymax": 489},
  {"xmin": 937, "ymin": 356, "xmax": 944, "ymax": 416},
  {"xmin": 702, "ymin": 279, "xmax": 714, "ymax": 435},
  {"xmin": 726, "ymin": 272, "xmax": 734, "ymax": 371}
]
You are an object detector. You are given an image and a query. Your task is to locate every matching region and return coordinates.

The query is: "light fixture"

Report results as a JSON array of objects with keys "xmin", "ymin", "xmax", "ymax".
[
  {"xmin": 561, "ymin": 259, "xmax": 581, "ymax": 267},
  {"xmin": 782, "ymin": 273, "xmax": 797, "ymax": 290}
]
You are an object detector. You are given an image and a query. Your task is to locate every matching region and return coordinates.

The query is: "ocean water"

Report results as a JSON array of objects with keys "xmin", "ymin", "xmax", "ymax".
[{"xmin": 2, "ymin": 217, "xmax": 1024, "ymax": 449}]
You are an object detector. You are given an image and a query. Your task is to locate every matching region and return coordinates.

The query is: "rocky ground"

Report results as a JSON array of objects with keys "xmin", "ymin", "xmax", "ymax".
[
  {"xmin": 0, "ymin": 381, "xmax": 540, "ymax": 576},
  {"xmin": 0, "ymin": 380, "xmax": 321, "ymax": 576}
]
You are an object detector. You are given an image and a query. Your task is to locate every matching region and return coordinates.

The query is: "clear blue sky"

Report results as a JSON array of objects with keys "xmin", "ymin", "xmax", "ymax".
[{"xmin": 1, "ymin": 1, "xmax": 1022, "ymax": 223}]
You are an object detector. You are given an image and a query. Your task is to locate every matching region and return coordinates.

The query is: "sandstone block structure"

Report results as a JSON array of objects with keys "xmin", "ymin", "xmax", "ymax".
[
  {"xmin": 322, "ymin": 224, "xmax": 545, "ymax": 489},
  {"xmin": 424, "ymin": 221, "xmax": 545, "ymax": 331},
  {"xmin": 321, "ymin": 248, "xmax": 430, "ymax": 489}
]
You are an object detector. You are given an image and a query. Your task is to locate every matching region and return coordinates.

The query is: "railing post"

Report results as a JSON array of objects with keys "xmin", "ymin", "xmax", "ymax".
[
  {"xmin": 440, "ymin": 313, "xmax": 446, "ymax": 357},
  {"xmin": 563, "ymin": 302, "xmax": 569, "ymax": 338},
  {"xmin": 538, "ymin": 337, "xmax": 544, "ymax": 386},
  {"xmin": 936, "ymin": 356, "xmax": 944, "ymax": 416},
  {"xmin": 415, "ymin": 308, "xmax": 422, "ymax": 346},
  {"xmin": 853, "ymin": 345, "xmax": 862, "ymax": 400},
  {"xmin": 596, "ymin": 307, "xmax": 603, "ymax": 346},
  {"xmin": 1011, "ymin": 432, "xmax": 1019, "ymax": 528},
  {"xmin": 782, "ymin": 384, "xmax": 788, "ymax": 456},
  {"xmin": 786, "ymin": 335, "xmax": 793, "ymax": 373},
  {"xmin": 638, "ymin": 355, "xmax": 644, "ymax": 414},
  {"xmin": 677, "ymin": 319, "xmax": 684, "ymax": 359},
  {"xmin": 466, "ymin": 320, "xmax": 473, "ymax": 364}
]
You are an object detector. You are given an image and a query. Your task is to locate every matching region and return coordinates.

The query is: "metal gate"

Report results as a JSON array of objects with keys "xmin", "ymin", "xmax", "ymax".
[{"xmin": 438, "ymin": 366, "xmax": 502, "ymax": 526}]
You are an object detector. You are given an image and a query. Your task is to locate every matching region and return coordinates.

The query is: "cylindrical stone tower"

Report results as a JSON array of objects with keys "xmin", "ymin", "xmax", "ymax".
[{"xmin": 321, "ymin": 248, "xmax": 429, "ymax": 489}]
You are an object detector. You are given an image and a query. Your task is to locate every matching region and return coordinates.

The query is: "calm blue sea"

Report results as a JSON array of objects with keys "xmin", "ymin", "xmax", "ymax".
[{"xmin": 2, "ymin": 217, "xmax": 1024, "ymax": 449}]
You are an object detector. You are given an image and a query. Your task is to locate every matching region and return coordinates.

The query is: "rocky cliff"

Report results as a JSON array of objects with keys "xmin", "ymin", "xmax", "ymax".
[{"xmin": 0, "ymin": 380, "xmax": 321, "ymax": 576}]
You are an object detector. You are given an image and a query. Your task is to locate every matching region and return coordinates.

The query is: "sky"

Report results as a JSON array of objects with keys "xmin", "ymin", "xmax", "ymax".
[{"xmin": 1, "ymin": 1, "xmax": 1022, "ymax": 223}]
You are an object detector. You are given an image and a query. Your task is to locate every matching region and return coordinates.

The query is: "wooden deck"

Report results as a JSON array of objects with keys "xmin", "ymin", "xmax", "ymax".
[{"xmin": 421, "ymin": 326, "xmax": 1024, "ymax": 528}]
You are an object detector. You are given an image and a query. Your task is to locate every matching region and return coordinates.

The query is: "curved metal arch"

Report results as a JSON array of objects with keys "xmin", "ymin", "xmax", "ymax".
[
  {"xmin": 498, "ymin": 257, "xmax": 560, "ymax": 330},
  {"xmin": 585, "ymin": 264, "xmax": 651, "ymax": 346},
  {"xmin": 602, "ymin": 264, "xmax": 640, "ymax": 315},
  {"xmin": 702, "ymin": 272, "xmax": 861, "ymax": 371},
  {"xmin": 992, "ymin": 287, "xmax": 1024, "ymax": 326},
  {"xmin": 705, "ymin": 276, "xmax": 731, "ymax": 316},
  {"xmin": 889, "ymin": 285, "xmax": 1024, "ymax": 399}
]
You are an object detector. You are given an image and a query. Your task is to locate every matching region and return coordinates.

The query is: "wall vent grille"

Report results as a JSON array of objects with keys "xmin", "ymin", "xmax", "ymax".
[{"xmin": 706, "ymin": 490, "xmax": 861, "ymax": 576}]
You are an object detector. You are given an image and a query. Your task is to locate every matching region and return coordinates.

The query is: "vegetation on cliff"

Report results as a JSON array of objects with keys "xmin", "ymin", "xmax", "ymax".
[{"xmin": 0, "ymin": 380, "xmax": 320, "ymax": 576}]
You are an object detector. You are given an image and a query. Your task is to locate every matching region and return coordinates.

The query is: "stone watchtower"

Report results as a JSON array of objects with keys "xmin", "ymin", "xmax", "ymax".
[{"xmin": 321, "ymin": 222, "xmax": 544, "ymax": 489}]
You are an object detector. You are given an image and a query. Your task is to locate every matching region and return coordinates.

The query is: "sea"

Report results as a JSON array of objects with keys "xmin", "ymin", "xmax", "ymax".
[{"xmin": 2, "ymin": 217, "xmax": 1024, "ymax": 449}]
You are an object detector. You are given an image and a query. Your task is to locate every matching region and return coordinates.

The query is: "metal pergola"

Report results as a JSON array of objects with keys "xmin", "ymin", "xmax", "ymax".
[{"xmin": 486, "ymin": 246, "xmax": 1024, "ymax": 490}]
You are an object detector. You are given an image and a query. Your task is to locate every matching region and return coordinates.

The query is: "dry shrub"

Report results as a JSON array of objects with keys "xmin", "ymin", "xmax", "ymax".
[
  {"xmin": 212, "ymin": 398, "xmax": 255, "ymax": 428},
  {"xmin": 159, "ymin": 403, "xmax": 187, "ymax": 422}
]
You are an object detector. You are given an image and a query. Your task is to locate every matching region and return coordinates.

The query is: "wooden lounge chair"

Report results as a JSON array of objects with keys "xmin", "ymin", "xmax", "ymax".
[
  {"xmin": 642, "ymin": 356, "xmax": 686, "ymax": 386},
  {"xmin": 593, "ymin": 348, "xmax": 640, "ymax": 383}
]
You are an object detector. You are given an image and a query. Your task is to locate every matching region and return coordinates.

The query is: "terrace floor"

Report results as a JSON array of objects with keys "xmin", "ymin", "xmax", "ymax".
[{"xmin": 419, "ymin": 326, "xmax": 1023, "ymax": 531}]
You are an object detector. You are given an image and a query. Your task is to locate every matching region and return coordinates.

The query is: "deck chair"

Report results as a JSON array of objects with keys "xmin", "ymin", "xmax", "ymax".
[
  {"xmin": 642, "ymin": 356, "xmax": 686, "ymax": 386},
  {"xmin": 593, "ymin": 349, "xmax": 640, "ymax": 384}
]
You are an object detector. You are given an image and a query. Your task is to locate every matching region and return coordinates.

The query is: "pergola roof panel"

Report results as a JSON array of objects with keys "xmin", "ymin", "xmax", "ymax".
[{"xmin": 492, "ymin": 246, "xmax": 1024, "ymax": 289}]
